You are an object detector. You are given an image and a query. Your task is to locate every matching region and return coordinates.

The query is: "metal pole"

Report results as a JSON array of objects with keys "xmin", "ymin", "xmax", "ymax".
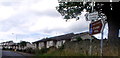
[
  {"xmin": 100, "ymin": 19, "xmax": 106, "ymax": 56},
  {"xmin": 100, "ymin": 30, "xmax": 103, "ymax": 56},
  {"xmin": 91, "ymin": 0, "xmax": 94, "ymax": 12},
  {"xmin": 16, "ymin": 34, "xmax": 17, "ymax": 43},
  {"xmin": 89, "ymin": 0, "xmax": 94, "ymax": 56},
  {"xmin": 89, "ymin": 36, "xmax": 92, "ymax": 56},
  {"xmin": 12, "ymin": 33, "xmax": 17, "ymax": 43}
]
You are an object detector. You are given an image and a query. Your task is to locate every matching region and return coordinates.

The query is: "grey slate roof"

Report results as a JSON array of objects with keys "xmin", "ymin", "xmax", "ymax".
[
  {"xmin": 33, "ymin": 33, "xmax": 75, "ymax": 43},
  {"xmin": 33, "ymin": 32, "xmax": 97, "ymax": 43}
]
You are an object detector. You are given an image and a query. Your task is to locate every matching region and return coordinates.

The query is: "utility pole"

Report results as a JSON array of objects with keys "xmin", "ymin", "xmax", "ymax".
[
  {"xmin": 100, "ymin": 30, "xmax": 103, "ymax": 56},
  {"xmin": 89, "ymin": 0, "xmax": 95, "ymax": 56}
]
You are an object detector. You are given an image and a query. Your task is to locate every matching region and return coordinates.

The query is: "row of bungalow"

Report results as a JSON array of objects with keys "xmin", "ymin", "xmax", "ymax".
[
  {"xmin": 32, "ymin": 32, "xmax": 95, "ymax": 50},
  {"xmin": 0, "ymin": 32, "xmax": 95, "ymax": 50},
  {"xmin": 0, "ymin": 41, "xmax": 35, "ymax": 50}
]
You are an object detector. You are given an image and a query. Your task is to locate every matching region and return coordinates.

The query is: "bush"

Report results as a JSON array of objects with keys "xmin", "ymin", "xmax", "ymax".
[
  {"xmin": 25, "ymin": 47, "xmax": 33, "ymax": 53},
  {"xmin": 58, "ymin": 45, "xmax": 64, "ymax": 50},
  {"xmin": 33, "ymin": 48, "xmax": 49, "ymax": 55},
  {"xmin": 76, "ymin": 37, "xmax": 82, "ymax": 41},
  {"xmin": 2, "ymin": 47, "xmax": 6, "ymax": 50},
  {"xmin": 39, "ymin": 48, "xmax": 49, "ymax": 54}
]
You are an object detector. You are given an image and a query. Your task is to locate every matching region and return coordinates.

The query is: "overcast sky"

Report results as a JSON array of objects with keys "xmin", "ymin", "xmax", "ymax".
[{"xmin": 0, "ymin": 0, "xmax": 111, "ymax": 43}]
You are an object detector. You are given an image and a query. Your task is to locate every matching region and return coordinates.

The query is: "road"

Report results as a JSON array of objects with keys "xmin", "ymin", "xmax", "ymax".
[{"xmin": 1, "ymin": 51, "xmax": 29, "ymax": 58}]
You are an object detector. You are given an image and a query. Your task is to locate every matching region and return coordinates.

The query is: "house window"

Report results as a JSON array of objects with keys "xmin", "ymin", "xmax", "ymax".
[{"xmin": 63, "ymin": 40, "xmax": 65, "ymax": 44}]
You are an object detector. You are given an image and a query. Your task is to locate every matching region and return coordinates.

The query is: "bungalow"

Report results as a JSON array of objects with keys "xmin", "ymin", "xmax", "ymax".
[
  {"xmin": 33, "ymin": 33, "xmax": 75, "ymax": 49},
  {"xmin": 49, "ymin": 33, "xmax": 74, "ymax": 48},
  {"xmin": 11, "ymin": 43, "xmax": 18, "ymax": 50},
  {"xmin": 24, "ymin": 42, "xmax": 36, "ymax": 49},
  {"xmin": 71, "ymin": 32, "xmax": 95, "ymax": 41},
  {"xmin": 1, "ymin": 41, "xmax": 14, "ymax": 49},
  {"xmin": 1, "ymin": 41, "xmax": 35, "ymax": 50},
  {"xmin": 33, "ymin": 38, "xmax": 47, "ymax": 49}
]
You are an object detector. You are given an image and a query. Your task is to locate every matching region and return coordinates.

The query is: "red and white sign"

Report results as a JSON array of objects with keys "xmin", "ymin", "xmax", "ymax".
[{"xmin": 89, "ymin": 19, "xmax": 104, "ymax": 35}]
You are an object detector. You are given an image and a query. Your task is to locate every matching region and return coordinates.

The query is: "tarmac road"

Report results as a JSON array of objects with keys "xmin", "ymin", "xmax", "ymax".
[{"xmin": 2, "ymin": 50, "xmax": 27, "ymax": 58}]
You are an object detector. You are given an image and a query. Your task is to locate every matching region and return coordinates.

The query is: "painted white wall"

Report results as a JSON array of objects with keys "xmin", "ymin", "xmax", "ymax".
[
  {"xmin": 56, "ymin": 41, "xmax": 62, "ymax": 48},
  {"xmin": 33, "ymin": 43, "xmax": 37, "ymax": 49},
  {"xmin": 63, "ymin": 40, "xmax": 66, "ymax": 44},
  {"xmin": 38, "ymin": 42, "xmax": 44, "ymax": 49},
  {"xmin": 81, "ymin": 34, "xmax": 93, "ymax": 40},
  {"xmin": 56, "ymin": 40, "xmax": 66, "ymax": 48},
  {"xmin": 71, "ymin": 38, "xmax": 77, "ymax": 41},
  {"xmin": 24, "ymin": 43, "xmax": 35, "ymax": 49},
  {"xmin": 46, "ymin": 41, "xmax": 54, "ymax": 48}
]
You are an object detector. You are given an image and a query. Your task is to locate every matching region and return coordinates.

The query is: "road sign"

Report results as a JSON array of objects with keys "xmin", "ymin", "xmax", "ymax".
[
  {"xmin": 89, "ymin": 19, "xmax": 103, "ymax": 35},
  {"xmin": 87, "ymin": 12, "xmax": 98, "ymax": 21}
]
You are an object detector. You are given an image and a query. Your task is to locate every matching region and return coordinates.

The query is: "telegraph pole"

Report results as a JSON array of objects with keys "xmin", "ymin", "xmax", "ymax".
[
  {"xmin": 100, "ymin": 29, "xmax": 104, "ymax": 56},
  {"xmin": 89, "ymin": 0, "xmax": 95, "ymax": 56}
]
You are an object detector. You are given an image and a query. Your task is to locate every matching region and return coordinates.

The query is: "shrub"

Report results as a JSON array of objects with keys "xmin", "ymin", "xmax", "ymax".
[
  {"xmin": 2, "ymin": 47, "xmax": 6, "ymax": 50},
  {"xmin": 58, "ymin": 45, "xmax": 64, "ymax": 50},
  {"xmin": 25, "ymin": 47, "xmax": 33, "ymax": 53},
  {"xmin": 39, "ymin": 48, "xmax": 49, "ymax": 54},
  {"xmin": 76, "ymin": 37, "xmax": 82, "ymax": 41}
]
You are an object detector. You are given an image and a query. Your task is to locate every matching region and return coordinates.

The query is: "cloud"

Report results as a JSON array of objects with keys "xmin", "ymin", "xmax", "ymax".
[
  {"xmin": 0, "ymin": 6, "xmax": 17, "ymax": 20},
  {"xmin": 33, "ymin": 10, "xmax": 60, "ymax": 18},
  {"xmin": 0, "ymin": 0, "xmax": 108, "ymax": 43},
  {"xmin": 0, "ymin": 11, "xmax": 36, "ymax": 32}
]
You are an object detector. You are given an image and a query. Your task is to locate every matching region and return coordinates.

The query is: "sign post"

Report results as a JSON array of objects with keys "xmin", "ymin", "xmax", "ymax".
[
  {"xmin": 89, "ymin": 23, "xmax": 93, "ymax": 56},
  {"xmin": 100, "ymin": 19, "xmax": 106, "ymax": 56},
  {"xmin": 89, "ymin": 19, "xmax": 106, "ymax": 56},
  {"xmin": 89, "ymin": 35, "xmax": 92, "ymax": 56},
  {"xmin": 101, "ymin": 29, "xmax": 104, "ymax": 56}
]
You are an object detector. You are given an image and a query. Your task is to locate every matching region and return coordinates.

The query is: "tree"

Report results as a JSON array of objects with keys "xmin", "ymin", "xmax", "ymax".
[
  {"xmin": 76, "ymin": 36, "xmax": 82, "ymax": 41},
  {"xmin": 101, "ymin": 2, "xmax": 120, "ymax": 47},
  {"xmin": 19, "ymin": 41, "xmax": 29, "ymax": 48},
  {"xmin": 56, "ymin": 2, "xmax": 120, "ymax": 55}
]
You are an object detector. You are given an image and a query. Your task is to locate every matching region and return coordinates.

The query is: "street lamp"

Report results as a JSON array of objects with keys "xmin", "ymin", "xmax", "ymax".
[
  {"xmin": 12, "ymin": 33, "xmax": 17, "ymax": 43},
  {"xmin": 12, "ymin": 33, "xmax": 18, "ymax": 51}
]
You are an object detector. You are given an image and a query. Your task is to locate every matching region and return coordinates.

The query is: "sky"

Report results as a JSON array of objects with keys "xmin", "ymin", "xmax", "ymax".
[{"xmin": 0, "ymin": 0, "xmax": 115, "ymax": 43}]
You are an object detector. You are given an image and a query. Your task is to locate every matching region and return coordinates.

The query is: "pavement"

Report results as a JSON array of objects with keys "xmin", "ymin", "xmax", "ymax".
[{"xmin": 1, "ymin": 50, "xmax": 35, "ymax": 58}]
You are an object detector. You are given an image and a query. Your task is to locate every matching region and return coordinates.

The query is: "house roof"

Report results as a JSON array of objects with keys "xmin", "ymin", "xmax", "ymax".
[
  {"xmin": 33, "ymin": 32, "xmax": 97, "ymax": 43},
  {"xmin": 1, "ymin": 41, "xmax": 14, "ymax": 43},
  {"xmin": 50, "ymin": 33, "xmax": 75, "ymax": 40},
  {"xmin": 33, "ymin": 33, "xmax": 75, "ymax": 43},
  {"xmin": 72, "ymin": 32, "xmax": 97, "ymax": 40},
  {"xmin": 75, "ymin": 32, "xmax": 90, "ymax": 36}
]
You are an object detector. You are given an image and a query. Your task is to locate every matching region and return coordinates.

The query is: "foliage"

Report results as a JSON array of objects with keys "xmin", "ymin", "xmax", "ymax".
[
  {"xmin": 56, "ymin": 2, "xmax": 120, "ymax": 56},
  {"xmin": 76, "ymin": 36, "xmax": 82, "ymax": 41},
  {"xmin": 25, "ymin": 47, "xmax": 34, "ymax": 53},
  {"xmin": 19, "ymin": 41, "xmax": 29, "ymax": 47},
  {"xmin": 56, "ymin": 2, "xmax": 106, "ymax": 21},
  {"xmin": 40, "ymin": 48, "xmax": 49, "ymax": 54},
  {"xmin": 39, "ymin": 49, "xmax": 87, "ymax": 56},
  {"xmin": 58, "ymin": 45, "xmax": 64, "ymax": 50},
  {"xmin": 35, "ymin": 48, "xmax": 49, "ymax": 55}
]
